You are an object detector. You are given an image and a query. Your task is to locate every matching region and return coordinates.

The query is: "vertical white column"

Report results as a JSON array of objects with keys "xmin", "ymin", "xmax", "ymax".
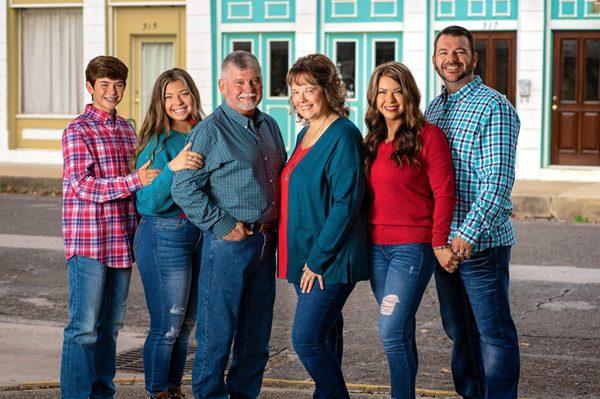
[
  {"xmin": 295, "ymin": 0, "xmax": 318, "ymax": 60},
  {"xmin": 82, "ymin": 0, "xmax": 106, "ymax": 110},
  {"xmin": 402, "ymin": 1, "xmax": 428, "ymax": 109},
  {"xmin": 0, "ymin": 0, "xmax": 8, "ymax": 152},
  {"xmin": 514, "ymin": 0, "xmax": 545, "ymax": 179},
  {"xmin": 187, "ymin": 0, "xmax": 214, "ymax": 112}
]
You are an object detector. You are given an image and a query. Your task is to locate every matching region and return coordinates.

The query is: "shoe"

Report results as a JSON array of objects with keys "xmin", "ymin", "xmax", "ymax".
[
  {"xmin": 147, "ymin": 392, "xmax": 170, "ymax": 399},
  {"xmin": 168, "ymin": 386, "xmax": 186, "ymax": 399}
]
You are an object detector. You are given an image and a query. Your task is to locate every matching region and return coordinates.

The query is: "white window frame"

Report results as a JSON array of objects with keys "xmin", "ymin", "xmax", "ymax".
[
  {"xmin": 437, "ymin": 0, "xmax": 456, "ymax": 17},
  {"xmin": 331, "ymin": 0, "xmax": 358, "ymax": 18},
  {"xmin": 230, "ymin": 38, "xmax": 255, "ymax": 54},
  {"xmin": 227, "ymin": 1, "xmax": 252, "ymax": 20},
  {"xmin": 264, "ymin": 0, "xmax": 290, "ymax": 19},
  {"xmin": 468, "ymin": 0, "xmax": 486, "ymax": 16},
  {"xmin": 492, "ymin": 0, "xmax": 511, "ymax": 16},
  {"xmin": 332, "ymin": 38, "xmax": 359, "ymax": 100},
  {"xmin": 372, "ymin": 38, "xmax": 399, "ymax": 68},
  {"xmin": 371, "ymin": 0, "xmax": 397, "ymax": 18},
  {"xmin": 584, "ymin": 0, "xmax": 600, "ymax": 17},
  {"xmin": 266, "ymin": 38, "xmax": 291, "ymax": 100}
]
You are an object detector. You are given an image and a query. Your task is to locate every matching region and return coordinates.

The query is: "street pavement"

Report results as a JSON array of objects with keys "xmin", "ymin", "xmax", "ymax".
[{"xmin": 0, "ymin": 193, "xmax": 599, "ymax": 398}]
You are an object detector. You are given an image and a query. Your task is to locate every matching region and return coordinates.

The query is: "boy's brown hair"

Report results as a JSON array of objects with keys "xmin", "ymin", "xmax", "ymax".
[{"xmin": 85, "ymin": 55, "xmax": 129, "ymax": 86}]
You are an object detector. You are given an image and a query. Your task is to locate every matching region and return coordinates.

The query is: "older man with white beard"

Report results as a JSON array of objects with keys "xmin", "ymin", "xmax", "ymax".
[{"xmin": 172, "ymin": 51, "xmax": 287, "ymax": 399}]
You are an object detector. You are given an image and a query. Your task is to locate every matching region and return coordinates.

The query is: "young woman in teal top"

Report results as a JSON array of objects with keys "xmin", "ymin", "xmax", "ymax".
[
  {"xmin": 131, "ymin": 68, "xmax": 204, "ymax": 399},
  {"xmin": 279, "ymin": 54, "xmax": 369, "ymax": 399}
]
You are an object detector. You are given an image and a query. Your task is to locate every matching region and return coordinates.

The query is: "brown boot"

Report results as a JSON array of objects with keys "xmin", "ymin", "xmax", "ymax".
[
  {"xmin": 168, "ymin": 386, "xmax": 186, "ymax": 399},
  {"xmin": 147, "ymin": 392, "xmax": 170, "ymax": 399}
]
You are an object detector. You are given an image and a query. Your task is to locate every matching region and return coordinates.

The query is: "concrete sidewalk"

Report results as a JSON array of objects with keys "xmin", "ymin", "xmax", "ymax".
[{"xmin": 1, "ymin": 161, "xmax": 599, "ymax": 222}]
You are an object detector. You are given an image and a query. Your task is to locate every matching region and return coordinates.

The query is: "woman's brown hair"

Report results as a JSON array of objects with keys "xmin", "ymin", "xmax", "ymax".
[
  {"xmin": 364, "ymin": 62, "xmax": 426, "ymax": 173},
  {"xmin": 286, "ymin": 53, "xmax": 349, "ymax": 124},
  {"xmin": 131, "ymin": 68, "xmax": 204, "ymax": 170}
]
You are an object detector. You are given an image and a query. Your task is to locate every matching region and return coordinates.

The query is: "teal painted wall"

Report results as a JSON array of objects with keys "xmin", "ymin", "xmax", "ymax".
[
  {"xmin": 435, "ymin": 0, "xmax": 518, "ymax": 20},
  {"xmin": 551, "ymin": 0, "xmax": 600, "ymax": 19},
  {"xmin": 325, "ymin": 0, "xmax": 404, "ymax": 22},
  {"xmin": 221, "ymin": 0, "xmax": 295, "ymax": 23}
]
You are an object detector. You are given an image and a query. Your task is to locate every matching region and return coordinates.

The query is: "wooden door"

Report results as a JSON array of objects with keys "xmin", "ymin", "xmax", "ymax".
[
  {"xmin": 552, "ymin": 31, "xmax": 600, "ymax": 166},
  {"xmin": 472, "ymin": 31, "xmax": 517, "ymax": 105}
]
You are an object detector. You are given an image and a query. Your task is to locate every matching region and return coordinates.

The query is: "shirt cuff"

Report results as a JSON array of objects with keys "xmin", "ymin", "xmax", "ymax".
[
  {"xmin": 125, "ymin": 171, "xmax": 143, "ymax": 192},
  {"xmin": 456, "ymin": 221, "xmax": 480, "ymax": 246},
  {"xmin": 211, "ymin": 214, "xmax": 238, "ymax": 239}
]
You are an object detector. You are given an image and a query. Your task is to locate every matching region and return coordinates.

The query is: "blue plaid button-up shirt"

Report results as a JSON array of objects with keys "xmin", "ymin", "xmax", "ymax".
[{"xmin": 425, "ymin": 76, "xmax": 519, "ymax": 253}]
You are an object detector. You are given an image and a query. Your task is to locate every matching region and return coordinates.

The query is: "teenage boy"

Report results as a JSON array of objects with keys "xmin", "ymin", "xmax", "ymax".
[{"xmin": 60, "ymin": 55, "xmax": 159, "ymax": 399}]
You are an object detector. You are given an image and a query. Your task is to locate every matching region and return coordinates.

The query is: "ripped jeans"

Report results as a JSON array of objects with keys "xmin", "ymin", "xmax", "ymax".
[
  {"xmin": 134, "ymin": 216, "xmax": 202, "ymax": 395},
  {"xmin": 369, "ymin": 243, "xmax": 435, "ymax": 399}
]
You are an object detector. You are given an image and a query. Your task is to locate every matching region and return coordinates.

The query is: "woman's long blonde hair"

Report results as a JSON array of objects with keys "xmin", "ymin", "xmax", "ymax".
[
  {"xmin": 364, "ymin": 62, "xmax": 426, "ymax": 174},
  {"xmin": 131, "ymin": 68, "xmax": 204, "ymax": 169}
]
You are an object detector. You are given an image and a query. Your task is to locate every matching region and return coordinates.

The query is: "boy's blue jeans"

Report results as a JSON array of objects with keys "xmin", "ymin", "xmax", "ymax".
[
  {"xmin": 369, "ymin": 243, "xmax": 435, "ymax": 399},
  {"xmin": 435, "ymin": 246, "xmax": 520, "ymax": 399},
  {"xmin": 191, "ymin": 229, "xmax": 276, "ymax": 399},
  {"xmin": 134, "ymin": 216, "xmax": 202, "ymax": 395},
  {"xmin": 60, "ymin": 255, "xmax": 131, "ymax": 399}
]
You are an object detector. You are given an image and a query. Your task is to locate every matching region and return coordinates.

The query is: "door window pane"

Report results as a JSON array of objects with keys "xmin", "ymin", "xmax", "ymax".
[
  {"xmin": 233, "ymin": 41, "xmax": 252, "ymax": 53},
  {"xmin": 475, "ymin": 40, "xmax": 487, "ymax": 85},
  {"xmin": 336, "ymin": 42, "xmax": 356, "ymax": 98},
  {"xmin": 585, "ymin": 39, "xmax": 600, "ymax": 102},
  {"xmin": 494, "ymin": 40, "xmax": 509, "ymax": 96},
  {"xmin": 269, "ymin": 41, "xmax": 289, "ymax": 97},
  {"xmin": 141, "ymin": 42, "xmax": 174, "ymax": 116},
  {"xmin": 562, "ymin": 39, "xmax": 578, "ymax": 101},
  {"xmin": 21, "ymin": 8, "xmax": 83, "ymax": 114},
  {"xmin": 375, "ymin": 41, "xmax": 395, "ymax": 66}
]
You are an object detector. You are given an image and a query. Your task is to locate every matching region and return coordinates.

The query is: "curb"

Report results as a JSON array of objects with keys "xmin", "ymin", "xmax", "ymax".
[
  {"xmin": 0, "ymin": 176, "xmax": 61, "ymax": 196},
  {"xmin": 0, "ymin": 377, "xmax": 458, "ymax": 397}
]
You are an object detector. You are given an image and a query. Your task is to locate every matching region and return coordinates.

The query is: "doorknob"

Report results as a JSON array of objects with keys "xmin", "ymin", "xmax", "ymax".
[
  {"xmin": 552, "ymin": 105, "xmax": 558, "ymax": 111},
  {"xmin": 552, "ymin": 95, "xmax": 558, "ymax": 101}
]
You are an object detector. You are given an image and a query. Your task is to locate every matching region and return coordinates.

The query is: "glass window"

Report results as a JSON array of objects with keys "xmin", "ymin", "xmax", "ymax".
[
  {"xmin": 562, "ymin": 39, "xmax": 578, "ymax": 101},
  {"xmin": 233, "ymin": 41, "xmax": 252, "ymax": 53},
  {"xmin": 585, "ymin": 39, "xmax": 600, "ymax": 102},
  {"xmin": 375, "ymin": 41, "xmax": 395, "ymax": 66},
  {"xmin": 336, "ymin": 41, "xmax": 356, "ymax": 98},
  {"xmin": 269, "ymin": 41, "xmax": 289, "ymax": 97},
  {"xmin": 20, "ymin": 8, "xmax": 83, "ymax": 114},
  {"xmin": 141, "ymin": 42, "xmax": 174, "ymax": 116},
  {"xmin": 494, "ymin": 40, "xmax": 509, "ymax": 96},
  {"xmin": 475, "ymin": 40, "xmax": 488, "ymax": 85}
]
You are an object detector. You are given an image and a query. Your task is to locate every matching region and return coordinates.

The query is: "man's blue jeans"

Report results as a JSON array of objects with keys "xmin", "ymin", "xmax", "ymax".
[
  {"xmin": 435, "ymin": 246, "xmax": 520, "ymax": 399},
  {"xmin": 370, "ymin": 243, "xmax": 435, "ymax": 399},
  {"xmin": 134, "ymin": 216, "xmax": 202, "ymax": 395},
  {"xmin": 291, "ymin": 282, "xmax": 355, "ymax": 399},
  {"xmin": 191, "ymin": 229, "xmax": 276, "ymax": 399},
  {"xmin": 60, "ymin": 256, "xmax": 131, "ymax": 399}
]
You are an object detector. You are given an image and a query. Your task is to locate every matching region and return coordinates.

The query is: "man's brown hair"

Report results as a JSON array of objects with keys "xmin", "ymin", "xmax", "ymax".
[{"xmin": 85, "ymin": 56, "xmax": 129, "ymax": 86}]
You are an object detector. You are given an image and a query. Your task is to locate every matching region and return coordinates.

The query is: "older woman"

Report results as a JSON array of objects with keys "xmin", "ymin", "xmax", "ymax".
[
  {"xmin": 365, "ymin": 62, "xmax": 456, "ymax": 398},
  {"xmin": 277, "ymin": 53, "xmax": 369, "ymax": 398}
]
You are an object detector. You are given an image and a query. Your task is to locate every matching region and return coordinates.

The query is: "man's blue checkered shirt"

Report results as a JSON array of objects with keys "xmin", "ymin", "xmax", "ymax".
[{"xmin": 425, "ymin": 76, "xmax": 519, "ymax": 253}]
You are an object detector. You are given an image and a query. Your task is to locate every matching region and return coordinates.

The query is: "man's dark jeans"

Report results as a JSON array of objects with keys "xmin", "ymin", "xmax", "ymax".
[{"xmin": 435, "ymin": 246, "xmax": 520, "ymax": 399}]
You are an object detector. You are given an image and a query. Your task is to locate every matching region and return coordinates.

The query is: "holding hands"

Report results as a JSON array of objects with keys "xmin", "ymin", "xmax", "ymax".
[
  {"xmin": 434, "ymin": 246, "xmax": 461, "ymax": 273},
  {"xmin": 300, "ymin": 264, "xmax": 324, "ymax": 293},
  {"xmin": 168, "ymin": 142, "xmax": 204, "ymax": 172}
]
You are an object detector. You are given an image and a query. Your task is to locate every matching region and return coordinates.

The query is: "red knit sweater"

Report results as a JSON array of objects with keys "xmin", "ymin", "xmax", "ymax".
[{"xmin": 367, "ymin": 123, "xmax": 455, "ymax": 247}]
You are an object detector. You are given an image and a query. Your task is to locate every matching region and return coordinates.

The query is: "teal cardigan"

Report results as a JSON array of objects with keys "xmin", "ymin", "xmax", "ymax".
[
  {"xmin": 284, "ymin": 117, "xmax": 369, "ymax": 284},
  {"xmin": 135, "ymin": 130, "xmax": 187, "ymax": 216}
]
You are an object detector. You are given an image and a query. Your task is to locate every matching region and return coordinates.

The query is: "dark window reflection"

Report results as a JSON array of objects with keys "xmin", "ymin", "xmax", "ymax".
[
  {"xmin": 336, "ymin": 41, "xmax": 356, "ymax": 98},
  {"xmin": 475, "ymin": 41, "xmax": 487, "ymax": 85},
  {"xmin": 562, "ymin": 39, "xmax": 578, "ymax": 101},
  {"xmin": 233, "ymin": 41, "xmax": 252, "ymax": 53},
  {"xmin": 269, "ymin": 41, "xmax": 289, "ymax": 97},
  {"xmin": 585, "ymin": 39, "xmax": 600, "ymax": 102},
  {"xmin": 495, "ymin": 40, "xmax": 509, "ymax": 96},
  {"xmin": 375, "ymin": 41, "xmax": 395, "ymax": 66}
]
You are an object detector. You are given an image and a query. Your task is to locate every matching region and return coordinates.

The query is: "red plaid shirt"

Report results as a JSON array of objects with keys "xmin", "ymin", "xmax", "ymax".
[{"xmin": 62, "ymin": 104, "xmax": 142, "ymax": 268}]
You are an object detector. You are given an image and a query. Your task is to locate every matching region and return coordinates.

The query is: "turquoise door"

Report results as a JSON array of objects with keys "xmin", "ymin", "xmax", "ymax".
[
  {"xmin": 222, "ymin": 32, "xmax": 296, "ymax": 152},
  {"xmin": 325, "ymin": 32, "xmax": 402, "ymax": 133}
]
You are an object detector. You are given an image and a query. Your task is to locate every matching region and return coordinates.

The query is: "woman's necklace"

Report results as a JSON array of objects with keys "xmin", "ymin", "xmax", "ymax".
[{"xmin": 302, "ymin": 113, "xmax": 330, "ymax": 148}]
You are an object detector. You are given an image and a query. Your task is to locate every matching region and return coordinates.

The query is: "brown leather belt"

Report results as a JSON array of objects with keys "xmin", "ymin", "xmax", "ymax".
[{"xmin": 246, "ymin": 222, "xmax": 276, "ymax": 233}]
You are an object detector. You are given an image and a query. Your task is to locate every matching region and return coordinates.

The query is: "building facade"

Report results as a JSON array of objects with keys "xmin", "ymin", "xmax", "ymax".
[{"xmin": 0, "ymin": 0, "xmax": 599, "ymax": 181}]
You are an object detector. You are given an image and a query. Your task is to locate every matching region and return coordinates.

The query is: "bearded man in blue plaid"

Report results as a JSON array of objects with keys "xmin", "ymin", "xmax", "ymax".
[{"xmin": 425, "ymin": 26, "xmax": 520, "ymax": 399}]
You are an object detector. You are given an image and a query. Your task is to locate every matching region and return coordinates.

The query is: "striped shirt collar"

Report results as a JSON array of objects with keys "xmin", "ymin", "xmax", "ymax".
[
  {"xmin": 82, "ymin": 103, "xmax": 118, "ymax": 125},
  {"xmin": 443, "ymin": 75, "xmax": 482, "ymax": 104},
  {"xmin": 221, "ymin": 101, "xmax": 265, "ymax": 130}
]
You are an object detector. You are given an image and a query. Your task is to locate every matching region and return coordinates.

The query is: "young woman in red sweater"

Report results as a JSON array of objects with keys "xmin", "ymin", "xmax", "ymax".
[{"xmin": 364, "ymin": 62, "xmax": 458, "ymax": 398}]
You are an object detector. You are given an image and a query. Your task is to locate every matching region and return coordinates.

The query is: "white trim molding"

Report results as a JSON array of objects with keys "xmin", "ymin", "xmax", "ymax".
[
  {"xmin": 264, "ymin": 0, "xmax": 289, "ymax": 19},
  {"xmin": 371, "ymin": 0, "xmax": 397, "ymax": 18},
  {"xmin": 331, "ymin": 0, "xmax": 357, "ymax": 18},
  {"xmin": 323, "ymin": 21, "xmax": 404, "ymax": 32},
  {"xmin": 227, "ymin": 1, "xmax": 252, "ymax": 20}
]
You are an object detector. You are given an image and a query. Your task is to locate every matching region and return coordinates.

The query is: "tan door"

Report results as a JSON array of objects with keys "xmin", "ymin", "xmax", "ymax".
[
  {"xmin": 472, "ymin": 31, "xmax": 517, "ymax": 105},
  {"xmin": 551, "ymin": 31, "xmax": 600, "ymax": 166},
  {"xmin": 113, "ymin": 6, "xmax": 186, "ymax": 130}
]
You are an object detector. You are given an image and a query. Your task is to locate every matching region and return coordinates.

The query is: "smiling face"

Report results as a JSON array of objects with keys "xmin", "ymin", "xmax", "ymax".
[
  {"xmin": 432, "ymin": 34, "xmax": 478, "ymax": 93},
  {"xmin": 164, "ymin": 79, "xmax": 193, "ymax": 127},
  {"xmin": 376, "ymin": 75, "xmax": 405, "ymax": 124},
  {"xmin": 219, "ymin": 64, "xmax": 263, "ymax": 116},
  {"xmin": 290, "ymin": 74, "xmax": 330, "ymax": 123},
  {"xmin": 86, "ymin": 77, "xmax": 125, "ymax": 114}
]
